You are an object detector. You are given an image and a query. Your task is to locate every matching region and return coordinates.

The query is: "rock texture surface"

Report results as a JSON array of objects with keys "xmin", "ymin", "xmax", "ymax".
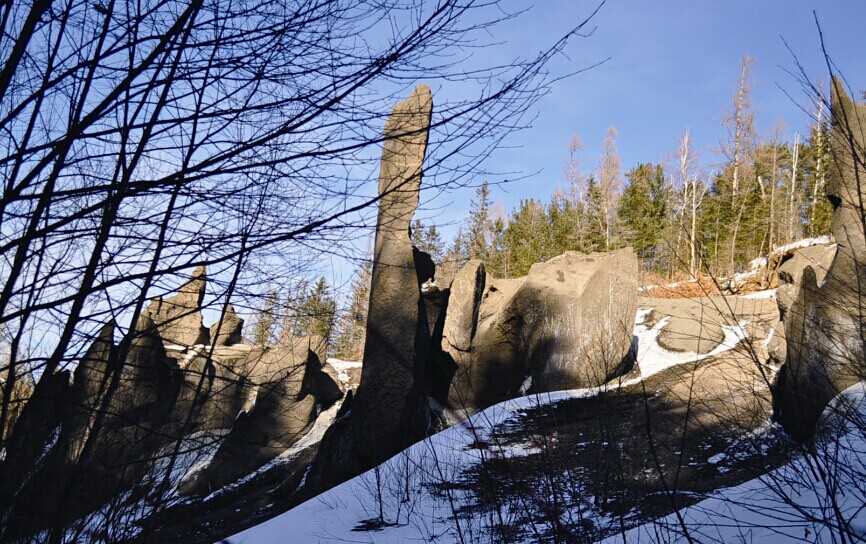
[
  {"xmin": 775, "ymin": 243, "xmax": 836, "ymax": 319},
  {"xmin": 442, "ymin": 249, "xmax": 639, "ymax": 413},
  {"xmin": 305, "ymin": 85, "xmax": 434, "ymax": 494},
  {"xmin": 210, "ymin": 303, "xmax": 244, "ymax": 346},
  {"xmin": 180, "ymin": 342, "xmax": 340, "ymax": 495},
  {"xmin": 774, "ymin": 79, "xmax": 866, "ymax": 441},
  {"xmin": 0, "ymin": 264, "xmax": 346, "ymax": 537},
  {"xmin": 145, "ymin": 265, "xmax": 210, "ymax": 346}
]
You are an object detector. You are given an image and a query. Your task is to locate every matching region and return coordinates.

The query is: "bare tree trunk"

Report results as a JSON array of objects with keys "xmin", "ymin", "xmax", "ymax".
[
  {"xmin": 731, "ymin": 58, "xmax": 750, "ymax": 202},
  {"xmin": 810, "ymin": 101, "xmax": 826, "ymax": 231},
  {"xmin": 789, "ymin": 133, "xmax": 801, "ymax": 242}
]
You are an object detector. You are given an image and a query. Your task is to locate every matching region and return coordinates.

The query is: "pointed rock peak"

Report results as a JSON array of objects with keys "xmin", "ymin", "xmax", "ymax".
[
  {"xmin": 134, "ymin": 312, "xmax": 157, "ymax": 334},
  {"xmin": 830, "ymin": 76, "xmax": 851, "ymax": 110},
  {"xmin": 211, "ymin": 303, "xmax": 244, "ymax": 346},
  {"xmin": 386, "ymin": 85, "xmax": 432, "ymax": 132},
  {"xmin": 403, "ymin": 84, "xmax": 431, "ymax": 111},
  {"xmin": 178, "ymin": 265, "xmax": 207, "ymax": 305},
  {"xmin": 96, "ymin": 321, "xmax": 115, "ymax": 343}
]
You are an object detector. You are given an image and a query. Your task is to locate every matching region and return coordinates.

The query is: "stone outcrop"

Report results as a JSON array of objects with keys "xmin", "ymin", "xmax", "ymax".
[
  {"xmin": 775, "ymin": 242, "xmax": 836, "ymax": 319},
  {"xmin": 305, "ymin": 84, "xmax": 434, "ymax": 494},
  {"xmin": 179, "ymin": 343, "xmax": 340, "ymax": 495},
  {"xmin": 646, "ymin": 296, "xmax": 778, "ymax": 355},
  {"xmin": 0, "ymin": 370, "xmax": 70, "ymax": 506},
  {"xmin": 209, "ymin": 304, "xmax": 244, "ymax": 346},
  {"xmin": 144, "ymin": 265, "xmax": 210, "ymax": 346},
  {"xmin": 774, "ymin": 79, "xmax": 866, "ymax": 441},
  {"xmin": 0, "ymin": 262, "xmax": 349, "ymax": 536},
  {"xmin": 64, "ymin": 322, "xmax": 116, "ymax": 464},
  {"xmin": 441, "ymin": 249, "xmax": 639, "ymax": 413}
]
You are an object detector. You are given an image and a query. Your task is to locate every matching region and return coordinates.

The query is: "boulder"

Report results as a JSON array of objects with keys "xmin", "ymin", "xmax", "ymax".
[
  {"xmin": 774, "ymin": 79, "xmax": 866, "ymax": 441},
  {"xmin": 443, "ymin": 249, "xmax": 639, "ymax": 413},
  {"xmin": 646, "ymin": 296, "xmax": 778, "ymax": 355},
  {"xmin": 144, "ymin": 265, "xmax": 210, "ymax": 346},
  {"xmin": 775, "ymin": 243, "xmax": 836, "ymax": 318}
]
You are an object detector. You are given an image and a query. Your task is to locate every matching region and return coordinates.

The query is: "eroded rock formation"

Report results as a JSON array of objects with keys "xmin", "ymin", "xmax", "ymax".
[
  {"xmin": 144, "ymin": 265, "xmax": 210, "ymax": 346},
  {"xmin": 305, "ymin": 84, "xmax": 434, "ymax": 493},
  {"xmin": 440, "ymin": 249, "xmax": 638, "ymax": 414},
  {"xmin": 180, "ymin": 340, "xmax": 340, "ymax": 495},
  {"xmin": 774, "ymin": 79, "xmax": 866, "ymax": 441}
]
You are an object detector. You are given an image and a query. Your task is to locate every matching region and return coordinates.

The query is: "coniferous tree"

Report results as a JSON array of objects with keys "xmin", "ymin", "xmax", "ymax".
[
  {"xmin": 411, "ymin": 219, "xmax": 445, "ymax": 266},
  {"xmin": 467, "ymin": 181, "xmax": 496, "ymax": 262},
  {"xmin": 438, "ymin": 226, "xmax": 471, "ymax": 287},
  {"xmin": 584, "ymin": 177, "xmax": 609, "ymax": 252},
  {"xmin": 802, "ymin": 110, "xmax": 834, "ymax": 237},
  {"xmin": 333, "ymin": 260, "xmax": 372, "ymax": 361},
  {"xmin": 299, "ymin": 278, "xmax": 337, "ymax": 347},
  {"xmin": 250, "ymin": 289, "xmax": 281, "ymax": 345},
  {"xmin": 619, "ymin": 163, "xmax": 670, "ymax": 270},
  {"xmin": 503, "ymin": 198, "xmax": 550, "ymax": 277}
]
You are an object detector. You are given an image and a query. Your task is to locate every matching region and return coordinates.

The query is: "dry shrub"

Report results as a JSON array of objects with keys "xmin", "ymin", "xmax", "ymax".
[{"xmin": 641, "ymin": 273, "xmax": 722, "ymax": 299}]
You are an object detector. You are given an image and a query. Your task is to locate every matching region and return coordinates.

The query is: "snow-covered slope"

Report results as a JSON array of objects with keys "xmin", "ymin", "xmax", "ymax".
[
  {"xmin": 229, "ymin": 380, "xmax": 866, "ymax": 544},
  {"xmin": 598, "ymin": 382, "xmax": 866, "ymax": 544},
  {"xmin": 227, "ymin": 307, "xmax": 772, "ymax": 544}
]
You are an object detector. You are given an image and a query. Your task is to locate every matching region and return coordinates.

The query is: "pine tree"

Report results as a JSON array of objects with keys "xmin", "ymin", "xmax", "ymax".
[
  {"xmin": 299, "ymin": 277, "xmax": 337, "ymax": 347},
  {"xmin": 619, "ymin": 163, "xmax": 670, "ymax": 269},
  {"xmin": 250, "ymin": 289, "xmax": 280, "ymax": 344},
  {"xmin": 411, "ymin": 219, "xmax": 445, "ymax": 265},
  {"xmin": 503, "ymin": 198, "xmax": 549, "ymax": 277},
  {"xmin": 333, "ymin": 261, "xmax": 372, "ymax": 360},
  {"xmin": 584, "ymin": 177, "xmax": 608, "ymax": 252},
  {"xmin": 438, "ymin": 226, "xmax": 471, "ymax": 287},
  {"xmin": 468, "ymin": 181, "xmax": 495, "ymax": 262},
  {"xmin": 802, "ymin": 110, "xmax": 834, "ymax": 237}
]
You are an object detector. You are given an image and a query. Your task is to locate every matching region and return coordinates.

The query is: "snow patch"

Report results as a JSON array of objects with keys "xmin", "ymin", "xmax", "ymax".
[
  {"xmin": 202, "ymin": 400, "xmax": 344, "ymax": 501},
  {"xmin": 228, "ymin": 308, "xmax": 754, "ymax": 544},
  {"xmin": 633, "ymin": 311, "xmax": 749, "ymax": 378},
  {"xmin": 742, "ymin": 289, "xmax": 777, "ymax": 299},
  {"xmin": 325, "ymin": 358, "xmax": 361, "ymax": 385},
  {"xmin": 771, "ymin": 235, "xmax": 832, "ymax": 256}
]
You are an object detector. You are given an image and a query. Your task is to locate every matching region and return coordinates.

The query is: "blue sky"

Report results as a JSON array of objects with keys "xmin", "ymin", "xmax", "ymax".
[{"xmin": 415, "ymin": 0, "xmax": 866, "ymax": 235}]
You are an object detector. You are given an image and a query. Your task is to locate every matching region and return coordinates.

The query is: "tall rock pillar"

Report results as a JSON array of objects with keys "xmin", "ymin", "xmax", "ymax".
[
  {"xmin": 774, "ymin": 78, "xmax": 866, "ymax": 440},
  {"xmin": 354, "ymin": 84, "xmax": 433, "ymax": 461},
  {"xmin": 304, "ymin": 85, "xmax": 433, "ymax": 492}
]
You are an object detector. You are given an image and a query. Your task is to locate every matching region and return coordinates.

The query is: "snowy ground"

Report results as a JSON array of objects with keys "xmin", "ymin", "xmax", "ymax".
[
  {"xmin": 229, "ymin": 372, "xmax": 866, "ymax": 544},
  {"xmin": 226, "ymin": 306, "xmax": 805, "ymax": 544},
  {"xmin": 597, "ymin": 382, "xmax": 866, "ymax": 544}
]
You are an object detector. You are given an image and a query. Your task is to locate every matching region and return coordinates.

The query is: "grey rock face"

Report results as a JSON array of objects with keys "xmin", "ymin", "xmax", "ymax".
[
  {"xmin": 353, "ymin": 84, "xmax": 432, "ymax": 460},
  {"xmin": 64, "ymin": 322, "xmax": 116, "ymax": 464},
  {"xmin": 209, "ymin": 303, "xmax": 244, "ymax": 346},
  {"xmin": 144, "ymin": 265, "xmax": 210, "ymax": 346},
  {"xmin": 179, "ymin": 344, "xmax": 340, "ymax": 496},
  {"xmin": 775, "ymin": 243, "xmax": 836, "ymax": 318},
  {"xmin": 305, "ymin": 85, "xmax": 433, "ymax": 494},
  {"xmin": 443, "ymin": 249, "xmax": 639, "ymax": 413},
  {"xmin": 774, "ymin": 79, "xmax": 866, "ymax": 441}
]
